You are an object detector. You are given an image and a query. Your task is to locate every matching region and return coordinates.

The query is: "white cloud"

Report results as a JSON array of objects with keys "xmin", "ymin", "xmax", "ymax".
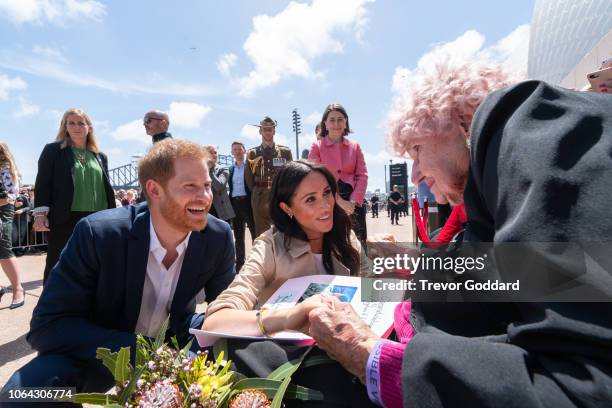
[
  {"xmin": 111, "ymin": 102, "xmax": 211, "ymax": 146},
  {"xmin": 239, "ymin": 124, "xmax": 290, "ymax": 148},
  {"xmin": 0, "ymin": 0, "xmax": 106, "ymax": 25},
  {"xmin": 240, "ymin": 124, "xmax": 261, "ymax": 141},
  {"xmin": 385, "ymin": 24, "xmax": 530, "ymax": 152},
  {"xmin": 283, "ymin": 90, "xmax": 294, "ymax": 100},
  {"xmin": 13, "ymin": 96, "xmax": 40, "ymax": 118},
  {"xmin": 93, "ymin": 120, "xmax": 111, "ymax": 134},
  {"xmin": 168, "ymin": 102, "xmax": 212, "ymax": 129},
  {"xmin": 304, "ymin": 111, "xmax": 322, "ymax": 125},
  {"xmin": 216, "ymin": 53, "xmax": 237, "ymax": 77},
  {"xmin": 111, "ymin": 120, "xmax": 149, "ymax": 145},
  {"xmin": 109, "ymin": 147, "xmax": 121, "ymax": 155},
  {"xmin": 389, "ymin": 25, "xmax": 529, "ymax": 102},
  {"xmin": 44, "ymin": 108, "xmax": 63, "ymax": 122},
  {"xmin": 237, "ymin": 0, "xmax": 374, "ymax": 97},
  {"xmin": 363, "ymin": 149, "xmax": 401, "ymax": 166},
  {"xmin": 0, "ymin": 73, "xmax": 27, "ymax": 99},
  {"xmin": 275, "ymin": 132, "xmax": 291, "ymax": 148},
  {"xmin": 486, "ymin": 24, "xmax": 530, "ymax": 76},
  {"xmin": 0, "ymin": 50, "xmax": 213, "ymax": 97},
  {"xmin": 33, "ymin": 45, "xmax": 67, "ymax": 62}
]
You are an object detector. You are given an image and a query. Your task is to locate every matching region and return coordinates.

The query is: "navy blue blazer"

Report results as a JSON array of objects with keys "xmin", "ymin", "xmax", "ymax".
[
  {"xmin": 27, "ymin": 203, "xmax": 236, "ymax": 361},
  {"xmin": 228, "ymin": 164, "xmax": 250, "ymax": 198}
]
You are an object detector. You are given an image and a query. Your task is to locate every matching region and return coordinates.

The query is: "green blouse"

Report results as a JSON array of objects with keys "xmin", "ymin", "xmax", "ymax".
[{"xmin": 71, "ymin": 148, "xmax": 108, "ymax": 212}]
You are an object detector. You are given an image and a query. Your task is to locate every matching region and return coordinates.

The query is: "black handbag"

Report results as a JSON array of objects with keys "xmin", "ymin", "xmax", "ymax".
[{"xmin": 336, "ymin": 179, "xmax": 353, "ymax": 201}]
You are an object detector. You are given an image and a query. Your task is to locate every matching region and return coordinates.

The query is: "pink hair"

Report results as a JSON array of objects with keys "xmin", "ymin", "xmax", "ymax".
[{"xmin": 387, "ymin": 62, "xmax": 513, "ymax": 157}]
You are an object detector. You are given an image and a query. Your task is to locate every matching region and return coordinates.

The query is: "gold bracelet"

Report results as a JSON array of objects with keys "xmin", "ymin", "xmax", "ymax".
[{"xmin": 256, "ymin": 308, "xmax": 270, "ymax": 337}]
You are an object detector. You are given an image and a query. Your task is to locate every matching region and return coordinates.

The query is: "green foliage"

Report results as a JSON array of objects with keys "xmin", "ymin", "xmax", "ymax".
[
  {"xmin": 71, "ymin": 316, "xmax": 325, "ymax": 407},
  {"xmin": 271, "ymin": 345, "xmax": 313, "ymax": 407},
  {"xmin": 95, "ymin": 348, "xmax": 118, "ymax": 378},
  {"xmin": 114, "ymin": 346, "xmax": 133, "ymax": 383},
  {"xmin": 267, "ymin": 352, "xmax": 334, "ymax": 381},
  {"xmin": 67, "ymin": 392, "xmax": 116, "ymax": 405},
  {"xmin": 213, "ymin": 337, "xmax": 228, "ymax": 361}
]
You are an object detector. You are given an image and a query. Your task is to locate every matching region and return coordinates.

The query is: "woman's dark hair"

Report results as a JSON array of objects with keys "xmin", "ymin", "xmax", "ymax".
[
  {"xmin": 270, "ymin": 160, "xmax": 360, "ymax": 275},
  {"xmin": 320, "ymin": 103, "xmax": 352, "ymax": 138}
]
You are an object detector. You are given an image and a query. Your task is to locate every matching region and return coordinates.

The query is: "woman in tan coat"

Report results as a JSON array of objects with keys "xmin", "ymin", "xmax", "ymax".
[{"xmin": 203, "ymin": 160, "xmax": 367, "ymax": 336}]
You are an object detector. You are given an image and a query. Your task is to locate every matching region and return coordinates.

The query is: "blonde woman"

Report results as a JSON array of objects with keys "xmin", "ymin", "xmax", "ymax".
[
  {"xmin": 33, "ymin": 108, "xmax": 116, "ymax": 284},
  {"xmin": 0, "ymin": 143, "xmax": 25, "ymax": 309}
]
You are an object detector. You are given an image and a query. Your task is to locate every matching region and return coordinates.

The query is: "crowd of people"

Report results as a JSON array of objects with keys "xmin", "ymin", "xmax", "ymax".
[{"xmin": 0, "ymin": 56, "xmax": 611, "ymax": 408}]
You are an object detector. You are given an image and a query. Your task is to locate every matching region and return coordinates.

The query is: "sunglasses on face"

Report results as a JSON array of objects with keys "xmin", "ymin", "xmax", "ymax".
[{"xmin": 144, "ymin": 117, "xmax": 164, "ymax": 124}]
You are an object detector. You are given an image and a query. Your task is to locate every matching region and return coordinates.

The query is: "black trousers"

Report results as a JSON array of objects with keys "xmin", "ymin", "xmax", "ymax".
[
  {"xmin": 438, "ymin": 203, "xmax": 451, "ymax": 227},
  {"xmin": 230, "ymin": 196, "xmax": 256, "ymax": 270},
  {"xmin": 351, "ymin": 205, "xmax": 367, "ymax": 248},
  {"xmin": 227, "ymin": 340, "xmax": 378, "ymax": 408},
  {"xmin": 1, "ymin": 314, "xmax": 206, "ymax": 408},
  {"xmin": 371, "ymin": 203, "xmax": 379, "ymax": 218},
  {"xmin": 44, "ymin": 212, "xmax": 93, "ymax": 284},
  {"xmin": 390, "ymin": 205, "xmax": 400, "ymax": 224}
]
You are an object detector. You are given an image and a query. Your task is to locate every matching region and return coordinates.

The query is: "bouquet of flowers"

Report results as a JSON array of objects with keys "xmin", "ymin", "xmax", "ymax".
[{"xmin": 68, "ymin": 319, "xmax": 327, "ymax": 408}]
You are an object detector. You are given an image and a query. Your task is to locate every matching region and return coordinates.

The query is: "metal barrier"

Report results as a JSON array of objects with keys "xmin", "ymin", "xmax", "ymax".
[
  {"xmin": 108, "ymin": 154, "xmax": 234, "ymax": 189},
  {"xmin": 10, "ymin": 211, "xmax": 48, "ymax": 251}
]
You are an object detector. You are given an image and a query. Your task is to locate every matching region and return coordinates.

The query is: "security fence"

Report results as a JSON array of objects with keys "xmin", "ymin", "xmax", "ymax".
[{"xmin": 8, "ymin": 211, "xmax": 48, "ymax": 252}]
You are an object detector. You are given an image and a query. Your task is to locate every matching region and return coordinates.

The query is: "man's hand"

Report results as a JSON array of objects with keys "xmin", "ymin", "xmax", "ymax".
[{"xmin": 308, "ymin": 298, "xmax": 380, "ymax": 384}]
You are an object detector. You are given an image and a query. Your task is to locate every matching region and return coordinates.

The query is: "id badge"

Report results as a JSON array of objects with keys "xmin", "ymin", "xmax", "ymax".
[{"xmin": 272, "ymin": 157, "xmax": 286, "ymax": 167}]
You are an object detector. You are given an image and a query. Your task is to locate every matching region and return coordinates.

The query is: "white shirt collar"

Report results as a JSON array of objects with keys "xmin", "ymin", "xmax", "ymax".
[{"xmin": 149, "ymin": 218, "xmax": 192, "ymax": 265}]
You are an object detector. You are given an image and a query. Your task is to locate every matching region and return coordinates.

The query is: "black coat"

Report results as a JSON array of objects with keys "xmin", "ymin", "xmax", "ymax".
[
  {"xmin": 34, "ymin": 142, "xmax": 115, "ymax": 225},
  {"xmin": 403, "ymin": 81, "xmax": 612, "ymax": 407}
]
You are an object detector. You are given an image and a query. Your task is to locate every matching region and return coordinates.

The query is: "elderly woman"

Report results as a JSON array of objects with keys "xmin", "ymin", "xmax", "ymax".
[
  {"xmin": 304, "ymin": 63, "xmax": 612, "ymax": 408},
  {"xmin": 0, "ymin": 143, "xmax": 26, "ymax": 309},
  {"xmin": 33, "ymin": 108, "xmax": 116, "ymax": 284}
]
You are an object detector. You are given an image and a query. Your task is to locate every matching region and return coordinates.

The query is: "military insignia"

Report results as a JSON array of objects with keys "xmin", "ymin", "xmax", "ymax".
[{"xmin": 272, "ymin": 157, "xmax": 287, "ymax": 167}]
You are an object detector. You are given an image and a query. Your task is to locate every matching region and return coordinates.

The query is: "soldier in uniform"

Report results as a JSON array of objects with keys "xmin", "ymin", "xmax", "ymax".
[{"xmin": 245, "ymin": 117, "xmax": 293, "ymax": 236}]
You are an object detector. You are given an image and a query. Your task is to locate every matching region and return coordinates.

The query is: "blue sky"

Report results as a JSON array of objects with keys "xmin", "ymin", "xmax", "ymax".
[{"xmin": 0, "ymin": 0, "xmax": 534, "ymax": 191}]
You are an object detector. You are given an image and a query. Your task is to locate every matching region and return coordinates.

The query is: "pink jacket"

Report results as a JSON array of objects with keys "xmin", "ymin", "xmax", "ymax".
[{"xmin": 308, "ymin": 137, "xmax": 368, "ymax": 204}]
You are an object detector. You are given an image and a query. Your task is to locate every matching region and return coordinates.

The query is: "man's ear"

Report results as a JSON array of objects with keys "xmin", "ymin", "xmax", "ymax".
[{"xmin": 145, "ymin": 179, "xmax": 163, "ymax": 201}]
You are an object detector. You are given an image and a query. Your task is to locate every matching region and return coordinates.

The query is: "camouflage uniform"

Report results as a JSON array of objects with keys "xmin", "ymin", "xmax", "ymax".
[{"xmin": 245, "ymin": 143, "xmax": 293, "ymax": 237}]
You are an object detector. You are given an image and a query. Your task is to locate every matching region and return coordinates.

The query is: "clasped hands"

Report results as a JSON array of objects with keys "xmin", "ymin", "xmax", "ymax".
[{"xmin": 287, "ymin": 294, "xmax": 379, "ymax": 384}]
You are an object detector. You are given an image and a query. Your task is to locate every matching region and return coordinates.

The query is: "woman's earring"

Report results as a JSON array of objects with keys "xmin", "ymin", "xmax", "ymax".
[{"xmin": 287, "ymin": 212, "xmax": 293, "ymax": 219}]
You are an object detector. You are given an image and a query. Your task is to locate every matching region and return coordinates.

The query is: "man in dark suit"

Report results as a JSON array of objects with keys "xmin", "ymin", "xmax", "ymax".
[
  {"xmin": 229, "ymin": 141, "xmax": 255, "ymax": 271},
  {"xmin": 1, "ymin": 139, "xmax": 235, "ymax": 406}
]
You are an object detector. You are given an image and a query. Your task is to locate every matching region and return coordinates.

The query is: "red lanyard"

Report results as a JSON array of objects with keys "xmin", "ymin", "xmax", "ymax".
[{"xmin": 411, "ymin": 195, "xmax": 430, "ymax": 242}]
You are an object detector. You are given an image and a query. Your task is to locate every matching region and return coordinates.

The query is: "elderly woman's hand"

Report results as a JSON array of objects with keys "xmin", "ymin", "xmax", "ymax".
[
  {"xmin": 33, "ymin": 214, "xmax": 50, "ymax": 231},
  {"xmin": 308, "ymin": 297, "xmax": 380, "ymax": 384}
]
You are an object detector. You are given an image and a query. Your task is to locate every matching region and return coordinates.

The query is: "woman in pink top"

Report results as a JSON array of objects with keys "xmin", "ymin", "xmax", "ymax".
[{"xmin": 308, "ymin": 103, "xmax": 368, "ymax": 245}]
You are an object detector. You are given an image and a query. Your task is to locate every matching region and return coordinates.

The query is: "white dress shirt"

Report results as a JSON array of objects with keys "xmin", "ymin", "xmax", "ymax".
[{"xmin": 134, "ymin": 219, "xmax": 192, "ymax": 338}]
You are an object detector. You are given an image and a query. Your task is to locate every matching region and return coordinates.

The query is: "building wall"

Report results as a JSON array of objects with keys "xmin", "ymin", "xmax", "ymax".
[
  {"xmin": 560, "ymin": 29, "xmax": 611, "ymax": 90},
  {"xmin": 528, "ymin": 0, "xmax": 612, "ymax": 84}
]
